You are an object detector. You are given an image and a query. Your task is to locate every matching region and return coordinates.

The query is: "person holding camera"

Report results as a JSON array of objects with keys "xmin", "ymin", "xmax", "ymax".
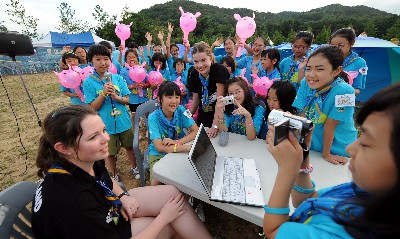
[{"xmin": 215, "ymin": 77, "xmax": 265, "ymax": 140}]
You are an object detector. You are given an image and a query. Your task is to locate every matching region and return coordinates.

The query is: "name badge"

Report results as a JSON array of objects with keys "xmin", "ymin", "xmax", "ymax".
[
  {"xmin": 359, "ymin": 67, "xmax": 368, "ymax": 76},
  {"xmin": 335, "ymin": 94, "xmax": 355, "ymax": 107}
]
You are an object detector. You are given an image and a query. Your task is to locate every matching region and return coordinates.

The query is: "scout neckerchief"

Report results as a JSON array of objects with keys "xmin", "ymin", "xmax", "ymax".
[
  {"xmin": 228, "ymin": 107, "xmax": 246, "ymax": 135},
  {"xmin": 290, "ymin": 182, "xmax": 369, "ymax": 223},
  {"xmin": 47, "ymin": 164, "xmax": 122, "ymax": 225},
  {"xmin": 300, "ymin": 78, "xmax": 344, "ymax": 124},
  {"xmin": 287, "ymin": 54, "xmax": 302, "ymax": 81},
  {"xmin": 156, "ymin": 107, "xmax": 178, "ymax": 140},
  {"xmin": 199, "ymin": 74, "xmax": 210, "ymax": 111},
  {"xmin": 343, "ymin": 51, "xmax": 359, "ymax": 68},
  {"xmin": 90, "ymin": 71, "xmax": 121, "ymax": 117}
]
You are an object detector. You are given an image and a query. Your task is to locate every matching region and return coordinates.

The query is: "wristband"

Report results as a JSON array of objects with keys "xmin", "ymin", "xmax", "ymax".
[
  {"xmin": 263, "ymin": 205, "xmax": 290, "ymax": 215},
  {"xmin": 117, "ymin": 191, "xmax": 129, "ymax": 200},
  {"xmin": 299, "ymin": 165, "xmax": 314, "ymax": 174},
  {"xmin": 101, "ymin": 90, "xmax": 107, "ymax": 97},
  {"xmin": 173, "ymin": 144, "xmax": 177, "ymax": 153},
  {"xmin": 245, "ymin": 120, "xmax": 253, "ymax": 126},
  {"xmin": 292, "ymin": 180, "xmax": 316, "ymax": 194}
]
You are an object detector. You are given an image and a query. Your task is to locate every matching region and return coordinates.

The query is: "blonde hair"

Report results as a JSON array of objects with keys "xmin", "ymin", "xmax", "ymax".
[{"xmin": 192, "ymin": 41, "xmax": 214, "ymax": 62}]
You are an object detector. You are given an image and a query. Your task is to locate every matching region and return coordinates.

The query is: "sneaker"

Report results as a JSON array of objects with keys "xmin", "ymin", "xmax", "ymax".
[
  {"xmin": 131, "ymin": 167, "xmax": 141, "ymax": 180},
  {"xmin": 113, "ymin": 174, "xmax": 120, "ymax": 182},
  {"xmin": 195, "ymin": 202, "xmax": 205, "ymax": 223}
]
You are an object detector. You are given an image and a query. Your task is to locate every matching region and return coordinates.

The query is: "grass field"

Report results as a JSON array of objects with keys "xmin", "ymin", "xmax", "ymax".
[{"xmin": 0, "ymin": 72, "xmax": 263, "ymax": 239}]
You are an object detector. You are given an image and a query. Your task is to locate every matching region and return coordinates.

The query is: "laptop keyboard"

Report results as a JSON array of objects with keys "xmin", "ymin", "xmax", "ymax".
[{"xmin": 222, "ymin": 157, "xmax": 246, "ymax": 202}]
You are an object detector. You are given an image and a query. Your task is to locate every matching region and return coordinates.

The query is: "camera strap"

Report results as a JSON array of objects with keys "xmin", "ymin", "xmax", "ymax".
[{"xmin": 300, "ymin": 140, "xmax": 310, "ymax": 161}]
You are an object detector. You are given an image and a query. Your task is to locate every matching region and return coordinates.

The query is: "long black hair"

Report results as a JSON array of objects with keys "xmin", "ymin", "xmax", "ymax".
[
  {"xmin": 265, "ymin": 80, "xmax": 297, "ymax": 116},
  {"xmin": 225, "ymin": 77, "xmax": 258, "ymax": 116},
  {"xmin": 340, "ymin": 83, "xmax": 400, "ymax": 238}
]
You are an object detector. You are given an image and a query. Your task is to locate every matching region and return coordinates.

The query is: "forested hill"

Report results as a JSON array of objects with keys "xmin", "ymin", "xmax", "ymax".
[{"xmin": 96, "ymin": 0, "xmax": 399, "ymax": 46}]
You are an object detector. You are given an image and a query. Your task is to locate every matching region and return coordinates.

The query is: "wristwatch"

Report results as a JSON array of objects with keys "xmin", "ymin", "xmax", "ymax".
[
  {"xmin": 117, "ymin": 191, "xmax": 129, "ymax": 200},
  {"xmin": 213, "ymin": 124, "xmax": 218, "ymax": 129}
]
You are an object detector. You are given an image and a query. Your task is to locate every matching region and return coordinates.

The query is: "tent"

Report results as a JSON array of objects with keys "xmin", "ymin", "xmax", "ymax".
[
  {"xmin": 277, "ymin": 37, "xmax": 400, "ymax": 102},
  {"xmin": 32, "ymin": 31, "xmax": 115, "ymax": 48}
]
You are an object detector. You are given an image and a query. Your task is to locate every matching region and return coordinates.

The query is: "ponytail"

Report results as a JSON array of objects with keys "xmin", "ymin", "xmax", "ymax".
[
  {"xmin": 36, "ymin": 135, "xmax": 61, "ymax": 177},
  {"xmin": 339, "ymin": 71, "xmax": 350, "ymax": 84}
]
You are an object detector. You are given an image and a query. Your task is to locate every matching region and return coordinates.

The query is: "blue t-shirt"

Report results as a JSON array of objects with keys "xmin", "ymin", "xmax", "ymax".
[
  {"xmin": 280, "ymin": 56, "xmax": 303, "ymax": 88},
  {"xmin": 224, "ymin": 105, "xmax": 265, "ymax": 136},
  {"xmin": 293, "ymin": 79, "xmax": 357, "ymax": 156},
  {"xmin": 78, "ymin": 63, "xmax": 91, "ymax": 68},
  {"xmin": 264, "ymin": 67, "xmax": 281, "ymax": 80},
  {"xmin": 230, "ymin": 68, "xmax": 243, "ymax": 78},
  {"xmin": 148, "ymin": 105, "xmax": 195, "ymax": 156},
  {"xmin": 215, "ymin": 54, "xmax": 242, "ymax": 64},
  {"xmin": 60, "ymin": 85, "xmax": 86, "ymax": 105},
  {"xmin": 119, "ymin": 67, "xmax": 149, "ymax": 104},
  {"xmin": 237, "ymin": 56, "xmax": 263, "ymax": 85},
  {"xmin": 343, "ymin": 56, "xmax": 367, "ymax": 90},
  {"xmin": 170, "ymin": 71, "xmax": 190, "ymax": 106},
  {"xmin": 83, "ymin": 72, "xmax": 132, "ymax": 135}
]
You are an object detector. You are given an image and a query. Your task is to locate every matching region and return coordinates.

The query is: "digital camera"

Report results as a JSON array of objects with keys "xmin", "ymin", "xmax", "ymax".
[
  {"xmin": 222, "ymin": 95, "xmax": 235, "ymax": 105},
  {"xmin": 267, "ymin": 110, "xmax": 313, "ymax": 146}
]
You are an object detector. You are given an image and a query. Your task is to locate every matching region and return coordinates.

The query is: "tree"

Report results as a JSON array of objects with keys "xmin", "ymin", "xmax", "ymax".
[
  {"xmin": 5, "ymin": 0, "xmax": 41, "ymax": 39},
  {"xmin": 286, "ymin": 29, "xmax": 296, "ymax": 42},
  {"xmin": 272, "ymin": 30, "xmax": 285, "ymax": 45},
  {"xmin": 92, "ymin": 5, "xmax": 115, "ymax": 30},
  {"xmin": 57, "ymin": 2, "xmax": 92, "ymax": 33},
  {"xmin": 315, "ymin": 25, "xmax": 331, "ymax": 44},
  {"xmin": 0, "ymin": 20, "xmax": 7, "ymax": 32},
  {"xmin": 385, "ymin": 18, "xmax": 400, "ymax": 40},
  {"xmin": 364, "ymin": 20, "xmax": 377, "ymax": 37}
]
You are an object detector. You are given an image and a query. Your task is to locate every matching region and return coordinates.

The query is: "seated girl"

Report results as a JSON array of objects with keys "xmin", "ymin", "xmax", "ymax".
[
  {"xmin": 215, "ymin": 77, "xmax": 265, "ymax": 140},
  {"xmin": 263, "ymin": 82, "xmax": 400, "ymax": 239},
  {"xmin": 148, "ymin": 81, "xmax": 199, "ymax": 185}
]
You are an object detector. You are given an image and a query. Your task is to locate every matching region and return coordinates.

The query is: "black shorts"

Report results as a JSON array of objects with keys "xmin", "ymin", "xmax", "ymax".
[{"xmin": 129, "ymin": 104, "xmax": 140, "ymax": 112}]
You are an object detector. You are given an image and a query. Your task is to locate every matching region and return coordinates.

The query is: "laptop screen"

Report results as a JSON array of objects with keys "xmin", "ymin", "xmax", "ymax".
[{"xmin": 189, "ymin": 125, "xmax": 217, "ymax": 195}]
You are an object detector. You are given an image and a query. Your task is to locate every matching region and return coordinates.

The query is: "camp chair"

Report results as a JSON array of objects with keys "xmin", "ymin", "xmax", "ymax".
[
  {"xmin": 133, "ymin": 100, "xmax": 160, "ymax": 186},
  {"xmin": 0, "ymin": 181, "xmax": 38, "ymax": 239}
]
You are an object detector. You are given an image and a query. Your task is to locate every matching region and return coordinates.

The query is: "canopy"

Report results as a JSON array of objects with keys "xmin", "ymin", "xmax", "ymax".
[{"xmin": 32, "ymin": 31, "xmax": 115, "ymax": 48}]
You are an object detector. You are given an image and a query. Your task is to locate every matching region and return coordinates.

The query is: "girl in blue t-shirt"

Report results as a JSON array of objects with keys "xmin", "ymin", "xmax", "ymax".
[
  {"xmin": 148, "ymin": 52, "xmax": 171, "ymax": 99},
  {"xmin": 330, "ymin": 28, "xmax": 368, "ymax": 96},
  {"xmin": 148, "ymin": 81, "xmax": 199, "ymax": 185},
  {"xmin": 73, "ymin": 46, "xmax": 89, "ymax": 67},
  {"xmin": 119, "ymin": 49, "xmax": 150, "ymax": 127},
  {"xmin": 293, "ymin": 46, "xmax": 357, "ymax": 164},
  {"xmin": 236, "ymin": 37, "xmax": 267, "ymax": 94},
  {"xmin": 220, "ymin": 56, "xmax": 242, "ymax": 78},
  {"xmin": 170, "ymin": 58, "xmax": 190, "ymax": 106},
  {"xmin": 251, "ymin": 48, "xmax": 282, "ymax": 100},
  {"xmin": 59, "ymin": 52, "xmax": 86, "ymax": 105},
  {"xmin": 263, "ymin": 82, "xmax": 400, "ymax": 239},
  {"xmin": 280, "ymin": 31, "xmax": 314, "ymax": 89},
  {"xmin": 215, "ymin": 77, "xmax": 265, "ymax": 140}
]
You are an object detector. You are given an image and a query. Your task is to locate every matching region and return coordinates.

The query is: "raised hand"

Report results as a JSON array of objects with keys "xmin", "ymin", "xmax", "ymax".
[
  {"xmin": 145, "ymin": 32, "xmax": 152, "ymax": 42},
  {"xmin": 168, "ymin": 22, "xmax": 174, "ymax": 33},
  {"xmin": 212, "ymin": 37, "xmax": 223, "ymax": 47}
]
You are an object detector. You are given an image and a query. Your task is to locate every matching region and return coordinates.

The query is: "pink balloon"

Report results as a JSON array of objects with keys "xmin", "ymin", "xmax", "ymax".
[
  {"xmin": 53, "ymin": 65, "xmax": 81, "ymax": 89},
  {"xmin": 115, "ymin": 21, "xmax": 132, "ymax": 42},
  {"xmin": 109, "ymin": 62, "xmax": 117, "ymax": 74},
  {"xmin": 179, "ymin": 6, "xmax": 201, "ymax": 46},
  {"xmin": 78, "ymin": 66, "xmax": 94, "ymax": 82},
  {"xmin": 251, "ymin": 74, "xmax": 273, "ymax": 97},
  {"xmin": 185, "ymin": 99, "xmax": 198, "ymax": 121},
  {"xmin": 234, "ymin": 13, "xmax": 256, "ymax": 57},
  {"xmin": 344, "ymin": 70, "xmax": 359, "ymax": 86},
  {"xmin": 148, "ymin": 68, "xmax": 164, "ymax": 86},
  {"xmin": 126, "ymin": 62, "xmax": 147, "ymax": 83},
  {"xmin": 174, "ymin": 76, "xmax": 185, "ymax": 94}
]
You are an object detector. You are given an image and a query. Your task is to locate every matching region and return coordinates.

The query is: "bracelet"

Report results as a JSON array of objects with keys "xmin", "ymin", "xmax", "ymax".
[
  {"xmin": 263, "ymin": 205, "xmax": 290, "ymax": 215},
  {"xmin": 176, "ymin": 140, "xmax": 180, "ymax": 145},
  {"xmin": 245, "ymin": 120, "xmax": 253, "ymax": 126},
  {"xmin": 218, "ymin": 118, "xmax": 226, "ymax": 124},
  {"xmin": 292, "ymin": 180, "xmax": 316, "ymax": 194},
  {"xmin": 101, "ymin": 90, "xmax": 107, "ymax": 97},
  {"xmin": 117, "ymin": 191, "xmax": 129, "ymax": 200},
  {"xmin": 299, "ymin": 165, "xmax": 314, "ymax": 174},
  {"xmin": 173, "ymin": 144, "xmax": 177, "ymax": 153}
]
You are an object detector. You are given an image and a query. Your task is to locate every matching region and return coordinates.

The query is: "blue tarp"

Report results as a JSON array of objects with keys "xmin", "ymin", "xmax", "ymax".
[{"xmin": 32, "ymin": 31, "xmax": 115, "ymax": 48}]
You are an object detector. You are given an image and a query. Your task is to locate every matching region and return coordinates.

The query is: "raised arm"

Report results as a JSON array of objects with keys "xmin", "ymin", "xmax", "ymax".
[
  {"xmin": 158, "ymin": 31, "xmax": 167, "ymax": 56},
  {"xmin": 146, "ymin": 32, "xmax": 152, "ymax": 59},
  {"xmin": 166, "ymin": 22, "xmax": 173, "ymax": 60}
]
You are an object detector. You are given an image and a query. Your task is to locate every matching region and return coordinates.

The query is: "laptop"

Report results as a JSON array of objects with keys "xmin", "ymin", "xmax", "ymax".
[{"xmin": 188, "ymin": 124, "xmax": 265, "ymax": 207}]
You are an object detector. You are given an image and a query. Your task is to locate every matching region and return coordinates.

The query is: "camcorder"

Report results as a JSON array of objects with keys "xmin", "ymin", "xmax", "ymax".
[
  {"xmin": 222, "ymin": 95, "xmax": 235, "ymax": 105},
  {"xmin": 267, "ymin": 110, "xmax": 313, "ymax": 146}
]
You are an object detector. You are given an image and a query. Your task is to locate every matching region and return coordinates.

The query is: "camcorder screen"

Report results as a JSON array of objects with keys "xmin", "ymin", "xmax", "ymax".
[{"xmin": 274, "ymin": 119, "xmax": 290, "ymax": 146}]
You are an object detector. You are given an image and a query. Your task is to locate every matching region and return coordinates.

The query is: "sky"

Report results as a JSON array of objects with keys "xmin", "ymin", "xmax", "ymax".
[{"xmin": 1, "ymin": 0, "xmax": 399, "ymax": 38}]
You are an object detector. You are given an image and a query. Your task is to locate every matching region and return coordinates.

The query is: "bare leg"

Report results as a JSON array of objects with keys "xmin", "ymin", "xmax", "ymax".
[
  {"xmin": 131, "ymin": 217, "xmax": 175, "ymax": 239},
  {"xmin": 128, "ymin": 185, "xmax": 212, "ymax": 239},
  {"xmin": 125, "ymin": 147, "xmax": 137, "ymax": 168},
  {"xmin": 150, "ymin": 179, "xmax": 163, "ymax": 186},
  {"xmin": 106, "ymin": 155, "xmax": 117, "ymax": 176}
]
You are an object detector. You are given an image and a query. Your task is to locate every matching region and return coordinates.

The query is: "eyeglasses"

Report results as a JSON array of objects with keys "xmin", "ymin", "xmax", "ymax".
[
  {"xmin": 228, "ymin": 90, "xmax": 243, "ymax": 96},
  {"xmin": 291, "ymin": 44, "xmax": 307, "ymax": 50}
]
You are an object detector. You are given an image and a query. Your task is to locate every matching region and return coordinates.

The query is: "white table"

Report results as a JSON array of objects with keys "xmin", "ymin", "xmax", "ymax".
[{"xmin": 153, "ymin": 132, "xmax": 351, "ymax": 227}]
